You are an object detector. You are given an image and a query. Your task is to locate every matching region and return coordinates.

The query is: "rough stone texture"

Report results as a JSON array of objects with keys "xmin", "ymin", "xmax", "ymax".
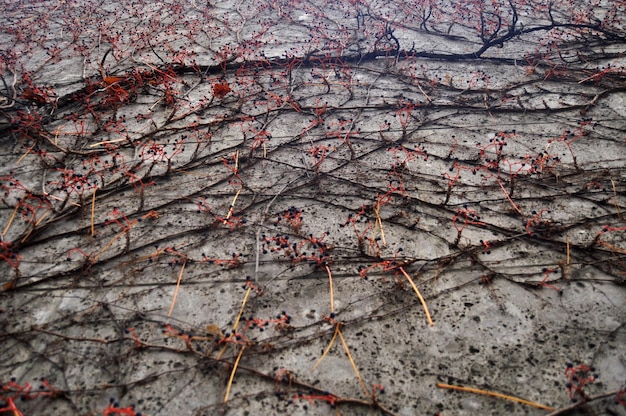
[{"xmin": 1, "ymin": 1, "xmax": 625, "ymax": 415}]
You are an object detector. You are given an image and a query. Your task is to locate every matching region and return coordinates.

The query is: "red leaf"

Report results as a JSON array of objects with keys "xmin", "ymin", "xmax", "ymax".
[{"xmin": 213, "ymin": 83, "xmax": 231, "ymax": 99}]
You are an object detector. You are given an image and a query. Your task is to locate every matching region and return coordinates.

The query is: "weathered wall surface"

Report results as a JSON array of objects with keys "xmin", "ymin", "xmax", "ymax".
[{"xmin": 1, "ymin": 1, "xmax": 625, "ymax": 415}]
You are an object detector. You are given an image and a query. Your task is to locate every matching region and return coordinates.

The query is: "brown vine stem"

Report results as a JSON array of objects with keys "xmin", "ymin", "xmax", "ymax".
[{"xmin": 545, "ymin": 389, "xmax": 622, "ymax": 416}]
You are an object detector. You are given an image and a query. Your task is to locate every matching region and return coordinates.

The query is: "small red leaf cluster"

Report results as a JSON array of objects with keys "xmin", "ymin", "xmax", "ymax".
[{"xmin": 213, "ymin": 82, "xmax": 231, "ymax": 98}]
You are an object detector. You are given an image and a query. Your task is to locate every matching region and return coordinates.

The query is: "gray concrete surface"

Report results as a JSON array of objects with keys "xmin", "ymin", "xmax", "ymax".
[{"xmin": 1, "ymin": 1, "xmax": 625, "ymax": 415}]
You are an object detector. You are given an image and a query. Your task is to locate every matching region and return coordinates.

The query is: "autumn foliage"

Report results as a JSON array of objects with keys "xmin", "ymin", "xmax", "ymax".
[{"xmin": 213, "ymin": 82, "xmax": 231, "ymax": 99}]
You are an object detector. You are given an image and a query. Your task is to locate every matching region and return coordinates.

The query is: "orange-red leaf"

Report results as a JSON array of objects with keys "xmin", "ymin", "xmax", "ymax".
[{"xmin": 213, "ymin": 83, "xmax": 231, "ymax": 99}]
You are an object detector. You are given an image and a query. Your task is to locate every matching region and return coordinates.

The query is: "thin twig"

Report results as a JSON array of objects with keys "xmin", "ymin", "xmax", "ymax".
[
  {"xmin": 497, "ymin": 179, "xmax": 523, "ymax": 215},
  {"xmin": 167, "ymin": 260, "xmax": 186, "ymax": 318},
  {"xmin": 373, "ymin": 203, "xmax": 387, "ymax": 246},
  {"xmin": 545, "ymin": 389, "xmax": 621, "ymax": 416},
  {"xmin": 2, "ymin": 204, "xmax": 19, "ymax": 237},
  {"xmin": 312, "ymin": 324, "xmax": 339, "ymax": 371},
  {"xmin": 91, "ymin": 188, "xmax": 97, "ymax": 237},
  {"xmin": 16, "ymin": 144, "xmax": 35, "ymax": 165},
  {"xmin": 255, "ymin": 175, "xmax": 304, "ymax": 283},
  {"xmin": 437, "ymin": 383, "xmax": 554, "ymax": 411},
  {"xmin": 565, "ymin": 234, "xmax": 570, "ymax": 281},
  {"xmin": 611, "ymin": 178, "xmax": 622, "ymax": 220},
  {"xmin": 326, "ymin": 265, "xmax": 335, "ymax": 312},
  {"xmin": 399, "ymin": 267, "xmax": 434, "ymax": 326},
  {"xmin": 233, "ymin": 286, "xmax": 252, "ymax": 331},
  {"xmin": 224, "ymin": 346, "xmax": 245, "ymax": 403},
  {"xmin": 337, "ymin": 327, "xmax": 369, "ymax": 397},
  {"xmin": 224, "ymin": 187, "xmax": 242, "ymax": 223}
]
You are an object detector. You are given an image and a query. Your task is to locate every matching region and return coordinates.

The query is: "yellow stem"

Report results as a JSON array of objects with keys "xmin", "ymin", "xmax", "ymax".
[
  {"xmin": 91, "ymin": 188, "xmax": 97, "ymax": 237},
  {"xmin": 89, "ymin": 138, "xmax": 127, "ymax": 148},
  {"xmin": 565, "ymin": 235, "xmax": 570, "ymax": 280},
  {"xmin": 21, "ymin": 211, "xmax": 50, "ymax": 243},
  {"xmin": 436, "ymin": 383, "xmax": 554, "ymax": 411},
  {"xmin": 217, "ymin": 285, "xmax": 251, "ymax": 361},
  {"xmin": 2, "ymin": 204, "xmax": 19, "ymax": 237},
  {"xmin": 597, "ymin": 240, "xmax": 626, "ymax": 254},
  {"xmin": 233, "ymin": 286, "xmax": 252, "ymax": 331},
  {"xmin": 373, "ymin": 203, "xmax": 386, "ymax": 246},
  {"xmin": 399, "ymin": 267, "xmax": 434, "ymax": 326},
  {"xmin": 312, "ymin": 324, "xmax": 338, "ymax": 371},
  {"xmin": 167, "ymin": 261, "xmax": 186, "ymax": 317},
  {"xmin": 216, "ymin": 344, "xmax": 228, "ymax": 361},
  {"xmin": 35, "ymin": 210, "xmax": 50, "ymax": 227},
  {"xmin": 337, "ymin": 327, "xmax": 369, "ymax": 397},
  {"xmin": 16, "ymin": 144, "xmax": 35, "ymax": 165},
  {"xmin": 498, "ymin": 179, "xmax": 522, "ymax": 215},
  {"xmin": 92, "ymin": 228, "xmax": 131, "ymax": 264},
  {"xmin": 224, "ymin": 346, "xmax": 245, "ymax": 403},
  {"xmin": 326, "ymin": 265, "xmax": 335, "ymax": 313},
  {"xmin": 415, "ymin": 80, "xmax": 432, "ymax": 103},
  {"xmin": 225, "ymin": 188, "xmax": 242, "ymax": 223}
]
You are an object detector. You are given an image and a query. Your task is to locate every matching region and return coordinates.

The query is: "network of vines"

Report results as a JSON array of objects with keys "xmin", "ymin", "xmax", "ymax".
[{"xmin": 1, "ymin": 0, "xmax": 625, "ymax": 415}]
